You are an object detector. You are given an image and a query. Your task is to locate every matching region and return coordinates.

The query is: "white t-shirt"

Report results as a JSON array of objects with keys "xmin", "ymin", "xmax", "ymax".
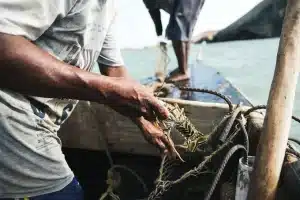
[{"xmin": 0, "ymin": 0, "xmax": 123, "ymax": 198}]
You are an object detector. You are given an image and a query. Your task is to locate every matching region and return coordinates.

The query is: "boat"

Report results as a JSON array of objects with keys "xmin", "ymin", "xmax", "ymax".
[
  {"xmin": 58, "ymin": 61, "xmax": 256, "ymax": 156},
  {"xmin": 58, "ymin": 58, "xmax": 275, "ymax": 199},
  {"xmin": 57, "ymin": 11, "xmax": 300, "ymax": 195}
]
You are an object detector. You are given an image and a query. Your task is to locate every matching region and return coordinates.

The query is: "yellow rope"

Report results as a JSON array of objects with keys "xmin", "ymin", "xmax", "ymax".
[{"xmin": 99, "ymin": 169, "xmax": 120, "ymax": 200}]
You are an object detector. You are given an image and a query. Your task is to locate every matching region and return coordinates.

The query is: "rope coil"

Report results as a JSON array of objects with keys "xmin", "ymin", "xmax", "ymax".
[
  {"xmin": 86, "ymin": 81, "xmax": 300, "ymax": 200},
  {"xmin": 148, "ymin": 85, "xmax": 300, "ymax": 200}
]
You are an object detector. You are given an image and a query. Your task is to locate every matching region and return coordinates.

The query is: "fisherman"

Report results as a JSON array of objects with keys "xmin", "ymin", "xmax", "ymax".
[
  {"xmin": 0, "ymin": 1, "xmax": 176, "ymax": 199},
  {"xmin": 143, "ymin": 0, "xmax": 206, "ymax": 82}
]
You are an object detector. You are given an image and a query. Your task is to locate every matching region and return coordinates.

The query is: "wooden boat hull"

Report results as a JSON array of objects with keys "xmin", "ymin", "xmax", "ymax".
[
  {"xmin": 58, "ymin": 63, "xmax": 254, "ymax": 156},
  {"xmin": 57, "ymin": 57, "xmax": 297, "ymax": 200}
]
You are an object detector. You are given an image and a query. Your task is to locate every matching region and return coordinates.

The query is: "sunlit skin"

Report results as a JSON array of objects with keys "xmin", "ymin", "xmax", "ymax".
[{"xmin": 0, "ymin": 33, "xmax": 178, "ymax": 158}]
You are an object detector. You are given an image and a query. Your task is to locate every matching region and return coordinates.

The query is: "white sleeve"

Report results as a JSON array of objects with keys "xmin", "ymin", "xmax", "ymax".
[
  {"xmin": 0, "ymin": 0, "xmax": 73, "ymax": 41},
  {"xmin": 97, "ymin": 11, "xmax": 124, "ymax": 67}
]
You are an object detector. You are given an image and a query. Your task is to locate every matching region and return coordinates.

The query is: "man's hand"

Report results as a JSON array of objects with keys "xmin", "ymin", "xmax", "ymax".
[
  {"xmin": 102, "ymin": 77, "xmax": 168, "ymax": 121},
  {"xmin": 133, "ymin": 116, "xmax": 179, "ymax": 159},
  {"xmin": 98, "ymin": 76, "xmax": 181, "ymax": 157},
  {"xmin": 99, "ymin": 65, "xmax": 178, "ymax": 157},
  {"xmin": 103, "ymin": 77, "xmax": 181, "ymax": 158}
]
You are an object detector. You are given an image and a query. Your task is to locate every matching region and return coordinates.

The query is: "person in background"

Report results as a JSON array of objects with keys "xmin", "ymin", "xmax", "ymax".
[
  {"xmin": 143, "ymin": 0, "xmax": 206, "ymax": 82},
  {"xmin": 0, "ymin": 0, "xmax": 177, "ymax": 199}
]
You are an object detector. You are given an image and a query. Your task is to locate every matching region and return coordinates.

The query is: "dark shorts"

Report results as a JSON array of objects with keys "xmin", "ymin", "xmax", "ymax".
[
  {"xmin": 143, "ymin": 0, "xmax": 205, "ymax": 41},
  {"xmin": 1, "ymin": 178, "xmax": 84, "ymax": 200}
]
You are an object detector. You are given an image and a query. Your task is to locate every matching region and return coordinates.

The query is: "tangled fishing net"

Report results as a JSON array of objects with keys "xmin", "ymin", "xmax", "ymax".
[
  {"xmin": 147, "ymin": 86, "xmax": 249, "ymax": 200},
  {"xmin": 94, "ymin": 84, "xmax": 300, "ymax": 200},
  {"xmin": 94, "ymin": 44, "xmax": 300, "ymax": 200}
]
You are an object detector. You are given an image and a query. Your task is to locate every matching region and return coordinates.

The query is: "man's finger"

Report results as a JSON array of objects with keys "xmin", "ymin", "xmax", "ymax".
[
  {"xmin": 154, "ymin": 138, "xmax": 166, "ymax": 150},
  {"xmin": 160, "ymin": 134, "xmax": 176, "ymax": 156},
  {"xmin": 160, "ymin": 134, "xmax": 184, "ymax": 162},
  {"xmin": 147, "ymin": 98, "xmax": 169, "ymax": 120}
]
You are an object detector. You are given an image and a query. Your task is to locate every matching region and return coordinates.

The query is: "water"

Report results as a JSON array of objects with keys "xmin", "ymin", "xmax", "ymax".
[{"xmin": 120, "ymin": 38, "xmax": 300, "ymax": 138}]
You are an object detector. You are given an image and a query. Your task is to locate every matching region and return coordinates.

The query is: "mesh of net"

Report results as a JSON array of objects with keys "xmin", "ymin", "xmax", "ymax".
[
  {"xmin": 96, "ymin": 95, "xmax": 300, "ymax": 200},
  {"xmin": 147, "ymin": 97, "xmax": 300, "ymax": 200},
  {"xmin": 147, "ymin": 94, "xmax": 251, "ymax": 200},
  {"xmin": 96, "ymin": 72, "xmax": 300, "ymax": 200}
]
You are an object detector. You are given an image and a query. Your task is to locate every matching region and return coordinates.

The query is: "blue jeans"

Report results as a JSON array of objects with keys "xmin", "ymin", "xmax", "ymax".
[{"xmin": 2, "ymin": 178, "xmax": 84, "ymax": 200}]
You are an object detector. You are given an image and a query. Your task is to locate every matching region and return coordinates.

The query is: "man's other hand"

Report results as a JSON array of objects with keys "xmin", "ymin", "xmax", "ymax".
[{"xmin": 134, "ymin": 116, "xmax": 178, "ymax": 159}]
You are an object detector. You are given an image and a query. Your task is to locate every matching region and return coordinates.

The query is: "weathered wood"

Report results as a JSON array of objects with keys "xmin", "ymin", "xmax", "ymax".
[
  {"xmin": 58, "ymin": 62, "xmax": 255, "ymax": 156},
  {"xmin": 58, "ymin": 100, "xmax": 252, "ymax": 156},
  {"xmin": 247, "ymin": 1, "xmax": 300, "ymax": 200},
  {"xmin": 247, "ymin": 111, "xmax": 265, "ymax": 156}
]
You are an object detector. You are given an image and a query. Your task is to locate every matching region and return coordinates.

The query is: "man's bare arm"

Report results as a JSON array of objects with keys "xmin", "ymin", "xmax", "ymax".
[
  {"xmin": 0, "ymin": 33, "xmax": 168, "ymax": 120},
  {"xmin": 0, "ymin": 33, "xmax": 112, "ymax": 102}
]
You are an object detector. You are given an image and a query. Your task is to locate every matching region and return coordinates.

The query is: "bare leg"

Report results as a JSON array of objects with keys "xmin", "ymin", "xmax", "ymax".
[
  {"xmin": 185, "ymin": 41, "xmax": 191, "ymax": 64},
  {"xmin": 166, "ymin": 40, "xmax": 190, "ymax": 82}
]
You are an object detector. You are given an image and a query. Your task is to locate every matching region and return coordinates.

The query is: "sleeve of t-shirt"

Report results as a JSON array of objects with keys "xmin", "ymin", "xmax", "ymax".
[
  {"xmin": 97, "ymin": 11, "xmax": 124, "ymax": 67},
  {"xmin": 0, "ymin": 0, "xmax": 72, "ymax": 41}
]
